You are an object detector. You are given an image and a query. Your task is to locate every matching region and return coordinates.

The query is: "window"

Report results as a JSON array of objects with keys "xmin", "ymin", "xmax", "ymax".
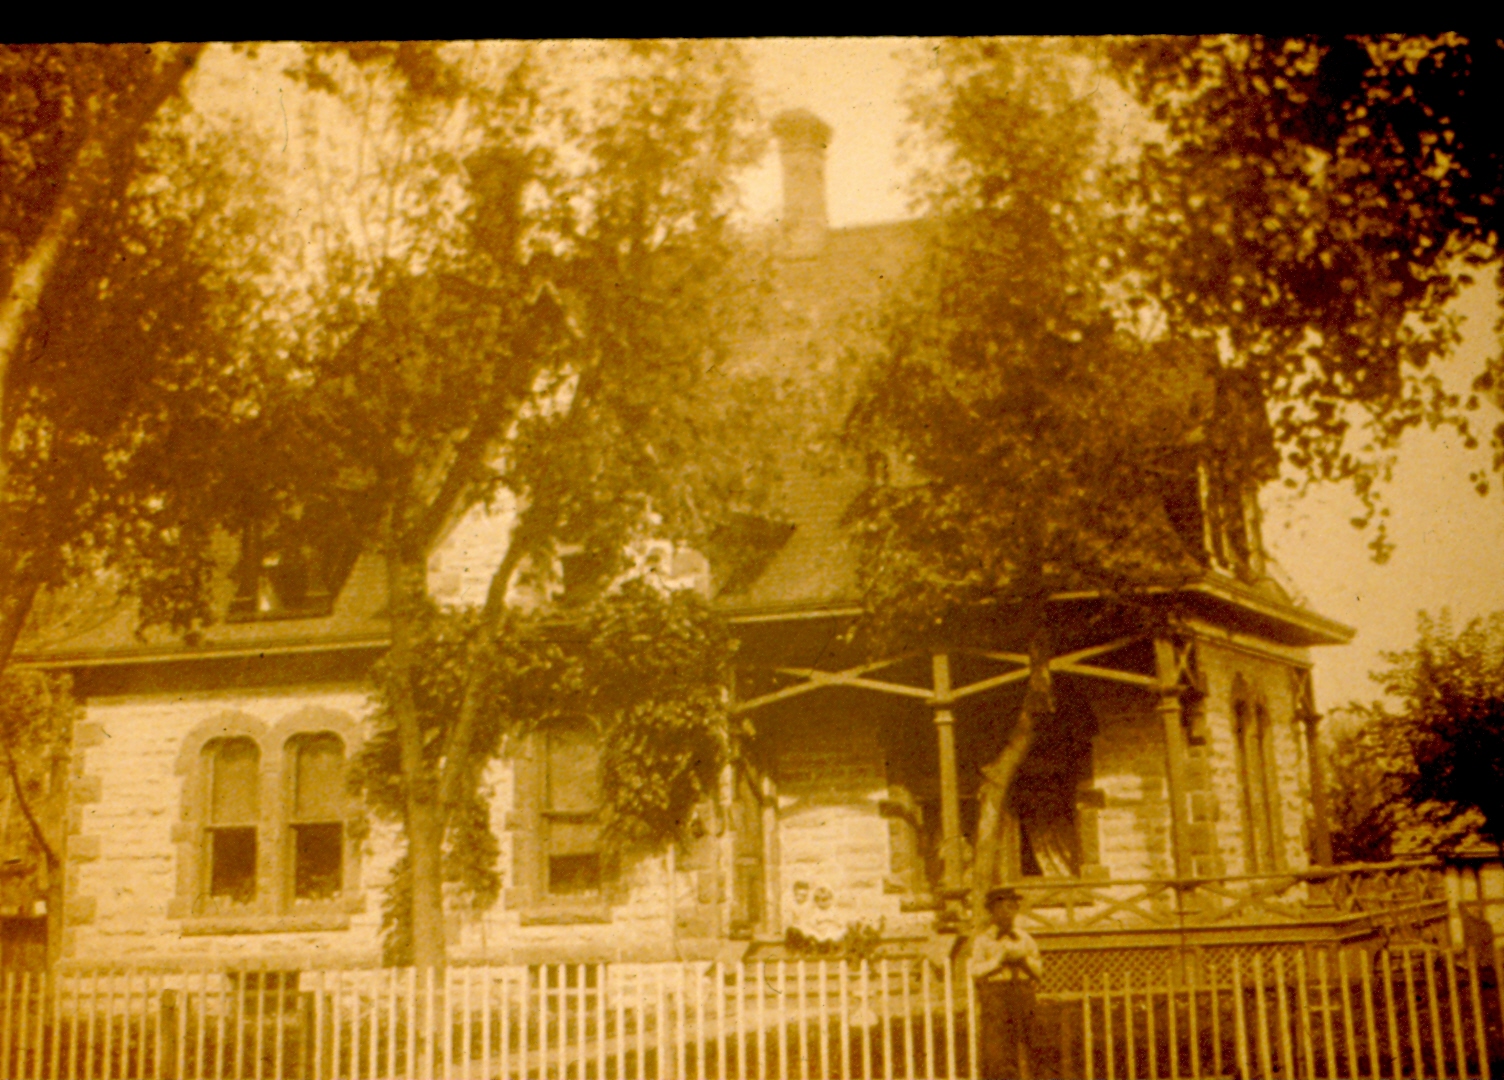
[
  {"xmin": 288, "ymin": 734, "xmax": 346, "ymax": 902},
  {"xmin": 542, "ymin": 722, "xmax": 603, "ymax": 896},
  {"xmin": 173, "ymin": 710, "xmax": 362, "ymax": 929},
  {"xmin": 508, "ymin": 717, "xmax": 614, "ymax": 918},
  {"xmin": 228, "ymin": 523, "xmax": 358, "ymax": 622},
  {"xmin": 206, "ymin": 738, "xmax": 260, "ymax": 904},
  {"xmin": 1234, "ymin": 679, "xmax": 1282, "ymax": 872}
]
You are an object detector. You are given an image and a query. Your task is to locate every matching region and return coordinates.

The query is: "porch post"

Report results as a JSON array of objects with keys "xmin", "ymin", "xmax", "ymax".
[
  {"xmin": 932, "ymin": 652, "xmax": 965, "ymax": 909},
  {"xmin": 1153, "ymin": 639, "xmax": 1190, "ymax": 881},
  {"xmin": 1299, "ymin": 685, "xmax": 1335, "ymax": 867}
]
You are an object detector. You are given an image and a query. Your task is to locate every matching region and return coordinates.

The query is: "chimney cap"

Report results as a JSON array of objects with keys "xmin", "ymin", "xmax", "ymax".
[{"xmin": 771, "ymin": 109, "xmax": 832, "ymax": 150}]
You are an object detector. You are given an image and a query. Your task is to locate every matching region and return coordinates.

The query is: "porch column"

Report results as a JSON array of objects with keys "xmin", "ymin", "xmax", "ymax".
[
  {"xmin": 932, "ymin": 652, "xmax": 965, "ymax": 906},
  {"xmin": 1153, "ymin": 639, "xmax": 1190, "ymax": 881},
  {"xmin": 1300, "ymin": 695, "xmax": 1334, "ymax": 866}
]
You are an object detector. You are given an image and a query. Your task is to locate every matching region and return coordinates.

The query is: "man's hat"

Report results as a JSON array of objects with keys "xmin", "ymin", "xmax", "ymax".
[{"xmin": 985, "ymin": 887, "xmax": 1021, "ymax": 905}]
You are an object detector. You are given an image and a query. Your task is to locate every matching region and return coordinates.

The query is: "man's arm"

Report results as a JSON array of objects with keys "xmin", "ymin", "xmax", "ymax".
[
  {"xmin": 967, "ymin": 933, "xmax": 1003, "ymax": 980},
  {"xmin": 1017, "ymin": 931, "xmax": 1043, "ymax": 980}
]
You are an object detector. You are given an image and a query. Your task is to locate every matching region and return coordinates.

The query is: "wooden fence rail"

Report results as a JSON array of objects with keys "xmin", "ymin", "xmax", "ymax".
[{"xmin": 3, "ymin": 941, "xmax": 1503, "ymax": 1078}]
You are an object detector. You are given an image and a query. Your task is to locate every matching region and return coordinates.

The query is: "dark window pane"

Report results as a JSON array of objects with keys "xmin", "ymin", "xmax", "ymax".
[
  {"xmin": 547, "ymin": 853, "xmax": 601, "ymax": 895},
  {"xmin": 546, "ymin": 724, "xmax": 601, "ymax": 814},
  {"xmin": 210, "ymin": 740, "xmax": 259, "ymax": 825},
  {"xmin": 292, "ymin": 822, "xmax": 343, "ymax": 900},
  {"xmin": 293, "ymin": 734, "xmax": 345, "ymax": 821},
  {"xmin": 209, "ymin": 827, "xmax": 257, "ymax": 903}
]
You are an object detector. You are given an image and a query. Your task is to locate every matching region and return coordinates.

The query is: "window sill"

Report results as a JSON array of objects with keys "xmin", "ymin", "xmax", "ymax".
[
  {"xmin": 182, "ymin": 912, "xmax": 353, "ymax": 936},
  {"xmin": 518, "ymin": 904, "xmax": 612, "ymax": 927}
]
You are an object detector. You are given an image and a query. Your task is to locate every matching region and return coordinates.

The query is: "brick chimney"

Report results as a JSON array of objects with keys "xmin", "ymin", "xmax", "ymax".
[{"xmin": 771, "ymin": 109, "xmax": 832, "ymax": 258}]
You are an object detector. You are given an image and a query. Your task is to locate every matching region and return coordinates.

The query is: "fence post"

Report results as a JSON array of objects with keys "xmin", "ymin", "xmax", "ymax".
[
  {"xmin": 1447, "ymin": 864, "xmax": 1467, "ymax": 949},
  {"xmin": 160, "ymin": 988, "xmax": 178, "ymax": 1080}
]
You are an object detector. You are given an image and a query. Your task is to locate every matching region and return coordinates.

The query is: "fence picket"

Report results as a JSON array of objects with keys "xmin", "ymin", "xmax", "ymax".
[
  {"xmin": 900, "ymin": 959, "xmax": 914, "ymax": 1080},
  {"xmin": 1423, "ymin": 949, "xmax": 1446, "ymax": 1080},
  {"xmin": 1337, "ymin": 950, "xmax": 1359, "ymax": 1080},
  {"xmin": 1145, "ymin": 970, "xmax": 1157, "ymax": 1080},
  {"xmin": 1444, "ymin": 946, "xmax": 1468, "ymax": 1080},
  {"xmin": 1167, "ymin": 964, "xmax": 1179, "ymax": 1080},
  {"xmin": 1296, "ymin": 949, "xmax": 1315, "ymax": 1079},
  {"xmin": 25, "ymin": 941, "xmax": 1504, "ymax": 1080},
  {"xmin": 918, "ymin": 962, "xmax": 931, "ymax": 1080}
]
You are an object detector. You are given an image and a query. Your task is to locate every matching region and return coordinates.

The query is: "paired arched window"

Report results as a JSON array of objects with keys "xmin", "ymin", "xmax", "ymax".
[{"xmin": 176, "ymin": 712, "xmax": 359, "ymax": 923}]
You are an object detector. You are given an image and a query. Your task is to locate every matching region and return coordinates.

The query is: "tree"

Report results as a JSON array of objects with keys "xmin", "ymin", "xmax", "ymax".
[
  {"xmin": 1336, "ymin": 612, "xmax": 1504, "ymax": 855},
  {"xmin": 0, "ymin": 46, "xmax": 283, "ymax": 966},
  {"xmin": 1103, "ymin": 35, "xmax": 1504, "ymax": 546},
  {"xmin": 260, "ymin": 42, "xmax": 767, "ymax": 968},
  {"xmin": 0, "ymin": 43, "xmax": 280, "ymax": 660},
  {"xmin": 847, "ymin": 41, "xmax": 1214, "ymax": 922}
]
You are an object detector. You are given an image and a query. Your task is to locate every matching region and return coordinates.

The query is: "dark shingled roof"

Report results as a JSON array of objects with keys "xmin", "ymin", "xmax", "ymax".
[{"xmin": 712, "ymin": 220, "xmax": 928, "ymax": 617}]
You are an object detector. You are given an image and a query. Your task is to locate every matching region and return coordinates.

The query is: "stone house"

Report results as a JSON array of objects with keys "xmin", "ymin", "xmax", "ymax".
[{"xmin": 14, "ymin": 111, "xmax": 1353, "ymax": 972}]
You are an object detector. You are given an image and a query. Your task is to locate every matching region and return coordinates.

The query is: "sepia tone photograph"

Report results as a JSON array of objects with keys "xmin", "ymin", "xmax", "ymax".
[{"xmin": 0, "ymin": 36, "xmax": 1502, "ymax": 1079}]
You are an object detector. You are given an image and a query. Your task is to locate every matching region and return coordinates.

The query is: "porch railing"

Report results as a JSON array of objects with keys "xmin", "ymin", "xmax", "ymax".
[
  {"xmin": 1011, "ymin": 858, "xmax": 1452, "ymax": 937},
  {"xmin": 4, "ymin": 938, "xmax": 1504, "ymax": 1078}
]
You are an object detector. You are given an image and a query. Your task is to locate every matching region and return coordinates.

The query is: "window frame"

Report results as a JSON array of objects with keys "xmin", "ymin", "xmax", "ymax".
[
  {"xmin": 282, "ymin": 730, "xmax": 352, "ymax": 907},
  {"xmin": 506, "ymin": 717, "xmax": 617, "ymax": 923},
  {"xmin": 171, "ymin": 708, "xmax": 365, "ymax": 933}
]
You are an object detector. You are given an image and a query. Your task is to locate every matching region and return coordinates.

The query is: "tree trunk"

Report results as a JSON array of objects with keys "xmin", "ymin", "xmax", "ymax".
[
  {"xmin": 384, "ymin": 551, "xmax": 449, "ymax": 969},
  {"xmin": 969, "ymin": 627, "xmax": 1053, "ymax": 925},
  {"xmin": 407, "ymin": 797, "xmax": 448, "ymax": 970}
]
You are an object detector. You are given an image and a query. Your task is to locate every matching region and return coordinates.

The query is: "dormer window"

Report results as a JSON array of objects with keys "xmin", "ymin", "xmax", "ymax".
[
  {"xmin": 228, "ymin": 523, "xmax": 356, "ymax": 622},
  {"xmin": 1155, "ymin": 453, "xmax": 1265, "ymax": 581}
]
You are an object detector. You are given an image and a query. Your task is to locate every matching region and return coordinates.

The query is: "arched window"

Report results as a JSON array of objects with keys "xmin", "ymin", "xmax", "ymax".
[
  {"xmin": 287, "ymin": 733, "xmax": 347, "ymax": 902},
  {"xmin": 1234, "ymin": 678, "xmax": 1282, "ymax": 872},
  {"xmin": 205, "ymin": 737, "xmax": 260, "ymax": 904}
]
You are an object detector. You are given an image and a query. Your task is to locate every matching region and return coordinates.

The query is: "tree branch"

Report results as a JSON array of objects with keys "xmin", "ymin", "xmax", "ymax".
[{"xmin": 1, "ymin": 734, "xmax": 58, "ymax": 871}]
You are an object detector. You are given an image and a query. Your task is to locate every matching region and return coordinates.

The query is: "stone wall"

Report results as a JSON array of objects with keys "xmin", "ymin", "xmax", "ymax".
[
  {"xmin": 1195, "ymin": 639, "xmax": 1312, "ymax": 878},
  {"xmin": 67, "ymin": 684, "xmax": 708, "ymax": 966},
  {"xmin": 771, "ymin": 703, "xmax": 914, "ymax": 938},
  {"xmin": 64, "ymin": 635, "xmax": 1320, "ymax": 965},
  {"xmin": 1088, "ymin": 699, "xmax": 1173, "ymax": 881},
  {"xmin": 66, "ymin": 684, "xmax": 389, "ymax": 966}
]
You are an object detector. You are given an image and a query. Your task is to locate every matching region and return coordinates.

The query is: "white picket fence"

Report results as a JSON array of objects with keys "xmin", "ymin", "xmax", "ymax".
[
  {"xmin": 3, "ymin": 942, "xmax": 1504, "ymax": 1078},
  {"xmin": 0, "ymin": 957, "xmax": 974, "ymax": 1080}
]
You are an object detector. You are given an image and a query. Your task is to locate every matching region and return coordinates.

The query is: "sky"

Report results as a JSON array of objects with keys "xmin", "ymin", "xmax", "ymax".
[{"xmin": 192, "ymin": 39, "xmax": 1504, "ymax": 711}]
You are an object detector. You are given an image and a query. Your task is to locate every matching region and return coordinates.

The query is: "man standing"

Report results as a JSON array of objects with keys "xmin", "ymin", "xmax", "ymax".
[{"xmin": 968, "ymin": 887, "xmax": 1043, "ymax": 1079}]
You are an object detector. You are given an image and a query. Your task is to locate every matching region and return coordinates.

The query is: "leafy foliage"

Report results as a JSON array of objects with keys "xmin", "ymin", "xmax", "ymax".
[
  {"xmin": 0, "ymin": 45, "xmax": 279, "ymax": 641},
  {"xmin": 849, "ymin": 40, "xmax": 1208, "ymax": 645},
  {"xmin": 354, "ymin": 580, "xmax": 739, "ymax": 963},
  {"xmin": 1105, "ymin": 35, "xmax": 1504, "ymax": 544},
  {"xmin": 0, "ymin": 668, "xmax": 76, "ymax": 867},
  {"xmin": 1333, "ymin": 611, "xmax": 1504, "ymax": 856}
]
